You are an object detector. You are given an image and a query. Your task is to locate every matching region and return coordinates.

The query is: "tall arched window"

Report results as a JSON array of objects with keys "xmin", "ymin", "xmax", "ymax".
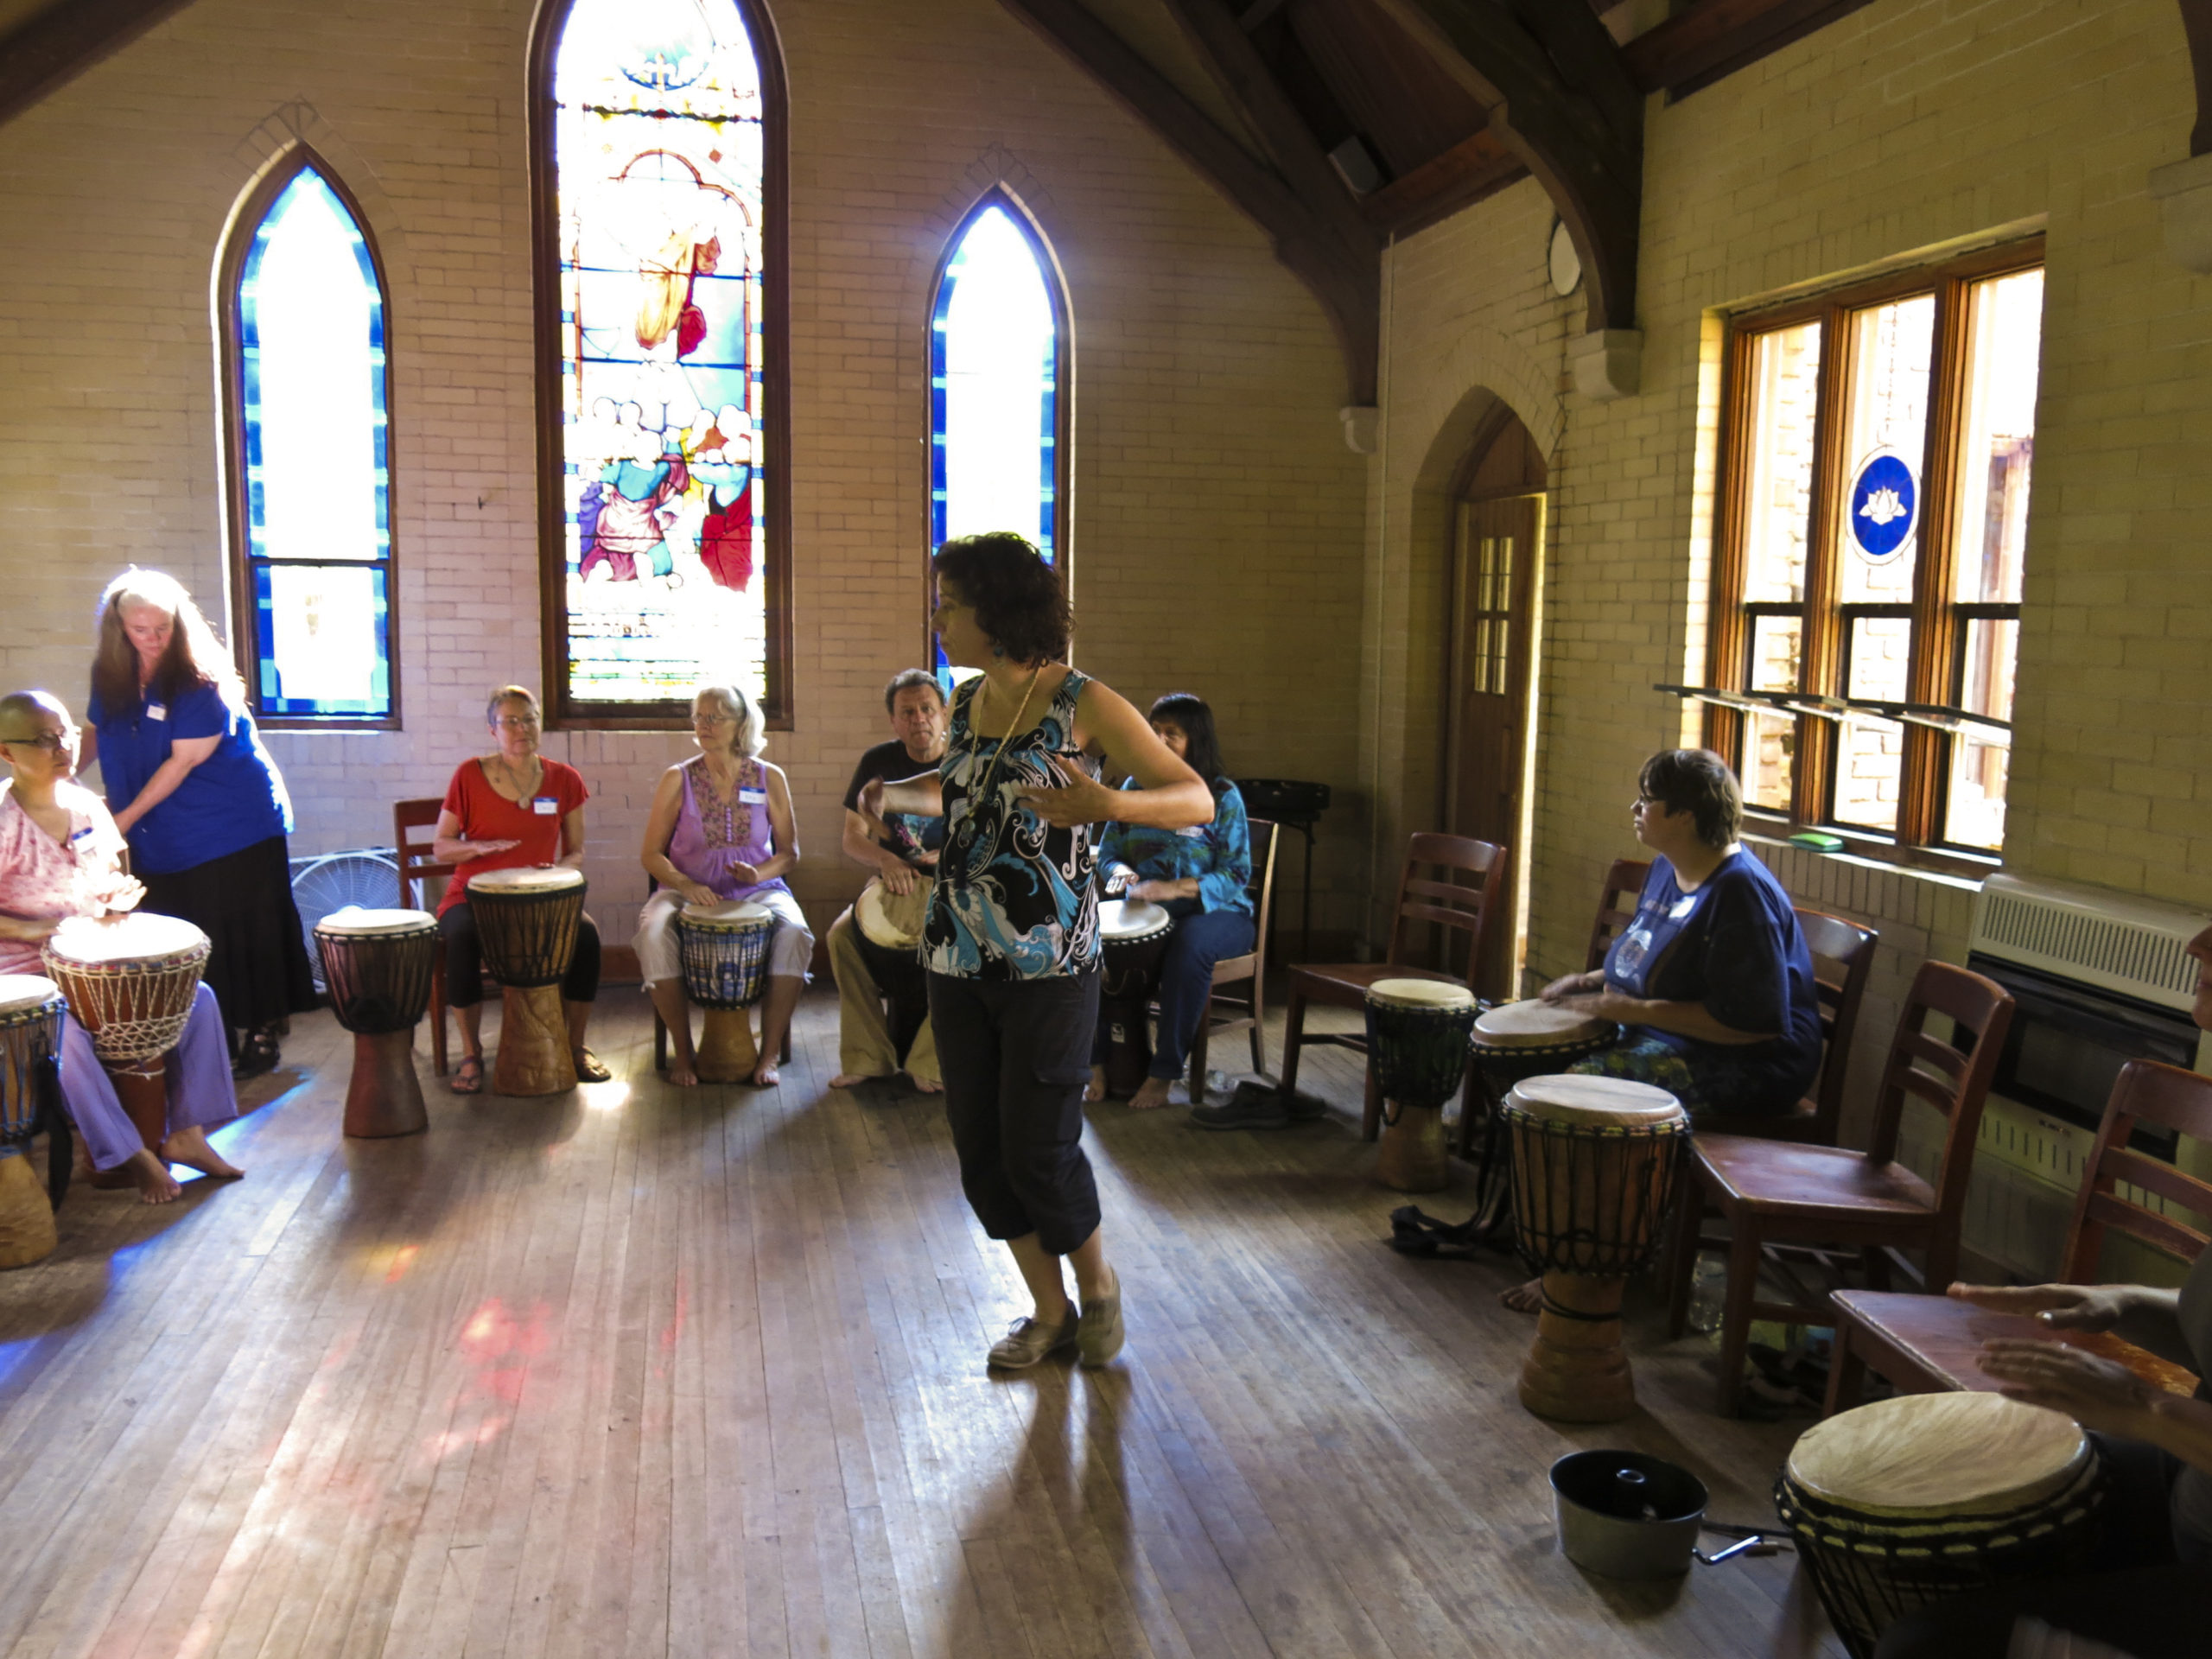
[
  {"xmin": 221, "ymin": 152, "xmax": 395, "ymax": 725},
  {"xmin": 535, "ymin": 0, "xmax": 789, "ymax": 728},
  {"xmin": 930, "ymin": 194, "xmax": 1067, "ymax": 679}
]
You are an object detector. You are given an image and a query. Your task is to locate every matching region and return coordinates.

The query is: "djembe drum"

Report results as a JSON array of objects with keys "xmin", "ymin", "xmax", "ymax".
[
  {"xmin": 1098, "ymin": 899, "xmax": 1174, "ymax": 1096},
  {"xmin": 854, "ymin": 878, "xmax": 931, "ymax": 1065},
  {"xmin": 315, "ymin": 907, "xmax": 438, "ymax": 1138},
  {"xmin": 1363, "ymin": 977, "xmax": 1478, "ymax": 1192},
  {"xmin": 1776, "ymin": 1393, "xmax": 2107, "ymax": 1659},
  {"xmin": 1470, "ymin": 1001, "xmax": 1618, "ymax": 1105},
  {"xmin": 676, "ymin": 899, "xmax": 774, "ymax": 1083},
  {"xmin": 43, "ymin": 912, "xmax": 210, "ymax": 1173},
  {"xmin": 0, "ymin": 976, "xmax": 66, "ymax": 1267},
  {"xmin": 465, "ymin": 868, "xmax": 586, "ymax": 1096},
  {"xmin": 1503, "ymin": 1073, "xmax": 1690, "ymax": 1421}
]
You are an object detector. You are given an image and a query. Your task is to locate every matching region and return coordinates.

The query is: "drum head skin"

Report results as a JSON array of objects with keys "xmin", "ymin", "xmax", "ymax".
[
  {"xmin": 1787, "ymin": 1393, "xmax": 2088, "ymax": 1516},
  {"xmin": 1368, "ymin": 976, "xmax": 1476, "ymax": 1011},
  {"xmin": 44, "ymin": 912, "xmax": 210, "ymax": 964},
  {"xmin": 1098, "ymin": 899, "xmax": 1173, "ymax": 941},
  {"xmin": 1506, "ymin": 1072, "xmax": 1685, "ymax": 1127},
  {"xmin": 469, "ymin": 866, "xmax": 585, "ymax": 893},
  {"xmin": 0, "ymin": 975, "xmax": 62, "ymax": 1017},
  {"xmin": 1476, "ymin": 999, "xmax": 1611, "ymax": 1046},
  {"xmin": 856, "ymin": 880, "xmax": 930, "ymax": 950},
  {"xmin": 315, "ymin": 906, "xmax": 438, "ymax": 936},
  {"xmin": 680, "ymin": 899, "xmax": 774, "ymax": 927}
]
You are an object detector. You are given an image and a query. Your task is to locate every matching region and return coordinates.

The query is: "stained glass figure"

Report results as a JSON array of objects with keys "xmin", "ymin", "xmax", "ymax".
[
  {"xmin": 931, "ymin": 197, "xmax": 1062, "ymax": 683},
  {"xmin": 232, "ymin": 162, "xmax": 392, "ymax": 720},
  {"xmin": 552, "ymin": 0, "xmax": 769, "ymax": 709}
]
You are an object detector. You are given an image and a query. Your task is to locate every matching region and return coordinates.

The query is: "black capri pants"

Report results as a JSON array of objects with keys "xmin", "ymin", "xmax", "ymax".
[
  {"xmin": 439, "ymin": 903, "xmax": 601, "ymax": 1007},
  {"xmin": 928, "ymin": 969, "xmax": 1102, "ymax": 1256}
]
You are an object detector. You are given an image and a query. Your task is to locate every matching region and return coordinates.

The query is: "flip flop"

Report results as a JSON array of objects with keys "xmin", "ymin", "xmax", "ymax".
[
  {"xmin": 451, "ymin": 1055, "xmax": 485, "ymax": 1095},
  {"xmin": 573, "ymin": 1048, "xmax": 612, "ymax": 1084}
]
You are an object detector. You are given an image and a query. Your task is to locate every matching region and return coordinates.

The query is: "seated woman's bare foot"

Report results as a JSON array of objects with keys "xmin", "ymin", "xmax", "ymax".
[
  {"xmin": 159, "ymin": 1125, "xmax": 243, "ymax": 1180},
  {"xmin": 829, "ymin": 1071, "xmax": 883, "ymax": 1089},
  {"xmin": 1499, "ymin": 1277, "xmax": 1542, "ymax": 1314},
  {"xmin": 1128, "ymin": 1077, "xmax": 1174, "ymax": 1112},
  {"xmin": 910, "ymin": 1075, "xmax": 944, "ymax": 1095},
  {"xmin": 751, "ymin": 1060, "xmax": 780, "ymax": 1088},
  {"xmin": 1084, "ymin": 1065, "xmax": 1107, "ymax": 1104},
  {"xmin": 123, "ymin": 1147, "xmax": 182, "ymax": 1205},
  {"xmin": 666, "ymin": 1063, "xmax": 699, "ymax": 1087}
]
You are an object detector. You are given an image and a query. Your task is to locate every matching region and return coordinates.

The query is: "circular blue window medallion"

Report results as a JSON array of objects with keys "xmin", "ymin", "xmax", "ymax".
[{"xmin": 1848, "ymin": 452, "xmax": 1917, "ymax": 561}]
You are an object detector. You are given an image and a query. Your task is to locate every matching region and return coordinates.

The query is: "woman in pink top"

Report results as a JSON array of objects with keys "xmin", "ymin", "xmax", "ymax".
[
  {"xmin": 0, "ymin": 690, "xmax": 241, "ymax": 1202},
  {"xmin": 636, "ymin": 682, "xmax": 810, "ymax": 1087}
]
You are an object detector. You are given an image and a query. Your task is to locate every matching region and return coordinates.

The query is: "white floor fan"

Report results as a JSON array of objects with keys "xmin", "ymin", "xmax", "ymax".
[{"xmin": 289, "ymin": 848, "xmax": 403, "ymax": 994}]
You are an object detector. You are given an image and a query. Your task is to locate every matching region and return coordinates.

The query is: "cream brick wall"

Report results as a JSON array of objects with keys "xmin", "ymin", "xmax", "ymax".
[
  {"xmin": 1369, "ymin": 0, "xmax": 2206, "ymax": 1131},
  {"xmin": 0, "ymin": 0, "xmax": 1367, "ymax": 966}
]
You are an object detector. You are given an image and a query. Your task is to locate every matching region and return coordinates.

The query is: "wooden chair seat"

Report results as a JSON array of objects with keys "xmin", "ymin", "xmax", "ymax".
[
  {"xmin": 1173, "ymin": 817, "xmax": 1280, "ymax": 1092},
  {"xmin": 1694, "ymin": 1137, "xmax": 1936, "ymax": 1225},
  {"xmin": 1827, "ymin": 1288, "xmax": 2198, "ymax": 1403}
]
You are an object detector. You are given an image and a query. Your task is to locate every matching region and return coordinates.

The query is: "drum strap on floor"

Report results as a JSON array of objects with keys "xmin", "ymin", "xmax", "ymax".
[{"xmin": 1386, "ymin": 1204, "xmax": 1509, "ymax": 1260}]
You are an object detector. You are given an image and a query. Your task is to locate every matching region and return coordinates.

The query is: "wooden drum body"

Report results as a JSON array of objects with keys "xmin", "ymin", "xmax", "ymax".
[
  {"xmin": 316, "ymin": 908, "xmax": 439, "ymax": 1138},
  {"xmin": 854, "ymin": 879, "xmax": 931, "ymax": 1064},
  {"xmin": 0, "ymin": 977, "xmax": 65, "ymax": 1268},
  {"xmin": 467, "ymin": 869, "xmax": 586, "ymax": 1096},
  {"xmin": 1098, "ymin": 899, "xmax": 1174, "ymax": 1096},
  {"xmin": 676, "ymin": 900, "xmax": 774, "ymax": 1084},
  {"xmin": 1503, "ymin": 1074, "xmax": 1689, "ymax": 1422},
  {"xmin": 44, "ymin": 912, "xmax": 210, "ymax": 1168},
  {"xmin": 1776, "ymin": 1393, "xmax": 2107, "ymax": 1658},
  {"xmin": 1364, "ymin": 978, "xmax": 1478, "ymax": 1193}
]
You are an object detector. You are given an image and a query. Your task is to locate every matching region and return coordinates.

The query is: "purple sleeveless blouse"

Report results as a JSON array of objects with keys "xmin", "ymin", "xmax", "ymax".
[{"xmin": 667, "ymin": 755, "xmax": 789, "ymax": 902}]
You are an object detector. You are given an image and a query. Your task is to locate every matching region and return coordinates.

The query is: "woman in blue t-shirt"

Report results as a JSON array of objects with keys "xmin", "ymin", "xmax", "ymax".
[
  {"xmin": 1540, "ymin": 748, "xmax": 1821, "ymax": 1118},
  {"xmin": 83, "ymin": 570, "xmax": 315, "ymax": 1078}
]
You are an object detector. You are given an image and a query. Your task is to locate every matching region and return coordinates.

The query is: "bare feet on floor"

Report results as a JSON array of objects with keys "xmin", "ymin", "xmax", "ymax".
[
  {"xmin": 911, "ymin": 1076, "xmax": 943, "ymax": 1095},
  {"xmin": 1084, "ymin": 1066, "xmax": 1107, "ymax": 1104},
  {"xmin": 1500, "ymin": 1277, "xmax": 1541, "ymax": 1314},
  {"xmin": 160, "ymin": 1125, "xmax": 244, "ymax": 1181},
  {"xmin": 122, "ymin": 1147, "xmax": 181, "ymax": 1205},
  {"xmin": 829, "ymin": 1071, "xmax": 880, "ymax": 1089},
  {"xmin": 665, "ymin": 1060, "xmax": 698, "ymax": 1086},
  {"xmin": 751, "ymin": 1060, "xmax": 780, "ymax": 1088},
  {"xmin": 1128, "ymin": 1077, "xmax": 1174, "ymax": 1112}
]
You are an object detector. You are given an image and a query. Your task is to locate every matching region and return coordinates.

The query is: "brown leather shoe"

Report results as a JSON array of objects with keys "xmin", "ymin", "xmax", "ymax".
[{"xmin": 987, "ymin": 1307, "xmax": 1078, "ymax": 1370}]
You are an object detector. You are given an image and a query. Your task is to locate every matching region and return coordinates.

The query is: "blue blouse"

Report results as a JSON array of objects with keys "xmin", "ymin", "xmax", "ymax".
[
  {"xmin": 89, "ymin": 678, "xmax": 294, "ymax": 875},
  {"xmin": 1098, "ymin": 779, "xmax": 1252, "ymax": 918}
]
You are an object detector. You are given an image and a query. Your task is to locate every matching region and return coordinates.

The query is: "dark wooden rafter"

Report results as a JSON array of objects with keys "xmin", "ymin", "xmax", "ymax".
[
  {"xmin": 0, "ymin": 0, "xmax": 194, "ymax": 128},
  {"xmin": 2183, "ymin": 0, "xmax": 2212, "ymax": 156},
  {"xmin": 1366, "ymin": 0, "xmax": 1643, "ymax": 334},
  {"xmin": 1619, "ymin": 0, "xmax": 1881, "ymax": 102},
  {"xmin": 1001, "ymin": 0, "xmax": 1380, "ymax": 402}
]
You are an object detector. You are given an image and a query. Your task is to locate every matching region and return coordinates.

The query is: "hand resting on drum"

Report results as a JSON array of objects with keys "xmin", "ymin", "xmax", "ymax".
[{"xmin": 1540, "ymin": 969, "xmax": 1778, "ymax": 1047}]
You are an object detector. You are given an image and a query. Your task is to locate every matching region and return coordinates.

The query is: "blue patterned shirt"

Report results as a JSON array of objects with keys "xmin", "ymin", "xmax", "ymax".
[{"xmin": 1099, "ymin": 779, "xmax": 1252, "ymax": 918}]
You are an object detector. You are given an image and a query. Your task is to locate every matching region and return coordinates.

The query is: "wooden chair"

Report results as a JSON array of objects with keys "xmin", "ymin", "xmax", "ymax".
[
  {"xmin": 1277, "ymin": 832, "xmax": 1507, "ymax": 1142},
  {"xmin": 1584, "ymin": 858, "xmax": 1650, "ymax": 972},
  {"xmin": 1173, "ymin": 817, "xmax": 1279, "ymax": 1092},
  {"xmin": 1689, "ymin": 908, "xmax": 1880, "ymax": 1147},
  {"xmin": 395, "ymin": 798, "xmax": 454, "ymax": 1076},
  {"xmin": 1662, "ymin": 958, "xmax": 2014, "ymax": 1414},
  {"xmin": 1824, "ymin": 1058, "xmax": 2212, "ymax": 1416}
]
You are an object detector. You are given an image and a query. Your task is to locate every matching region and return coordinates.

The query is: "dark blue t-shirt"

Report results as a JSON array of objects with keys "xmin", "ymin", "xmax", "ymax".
[
  {"xmin": 1604, "ymin": 849, "xmax": 1821, "ymax": 1113},
  {"xmin": 89, "ymin": 678, "xmax": 293, "ymax": 874}
]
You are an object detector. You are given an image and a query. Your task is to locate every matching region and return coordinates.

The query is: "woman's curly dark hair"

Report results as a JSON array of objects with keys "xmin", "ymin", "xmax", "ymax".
[{"xmin": 931, "ymin": 532, "xmax": 1071, "ymax": 666}]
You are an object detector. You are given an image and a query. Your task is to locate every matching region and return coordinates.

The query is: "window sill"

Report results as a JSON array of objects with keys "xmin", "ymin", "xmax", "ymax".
[{"xmin": 1741, "ymin": 817, "xmax": 1993, "ymax": 890}]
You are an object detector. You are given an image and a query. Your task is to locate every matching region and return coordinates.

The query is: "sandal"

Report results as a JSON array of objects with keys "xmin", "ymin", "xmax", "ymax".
[
  {"xmin": 451, "ymin": 1055, "xmax": 485, "ymax": 1095},
  {"xmin": 573, "ymin": 1047, "xmax": 612, "ymax": 1084},
  {"xmin": 231, "ymin": 1028, "xmax": 279, "ymax": 1081}
]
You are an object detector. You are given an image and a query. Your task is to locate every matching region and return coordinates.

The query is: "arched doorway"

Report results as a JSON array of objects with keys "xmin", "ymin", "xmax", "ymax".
[{"xmin": 1443, "ymin": 405, "xmax": 1546, "ymax": 993}]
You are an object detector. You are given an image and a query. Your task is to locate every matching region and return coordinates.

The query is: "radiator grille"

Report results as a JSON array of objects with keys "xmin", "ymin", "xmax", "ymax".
[{"xmin": 1970, "ymin": 876, "xmax": 2205, "ymax": 1012}]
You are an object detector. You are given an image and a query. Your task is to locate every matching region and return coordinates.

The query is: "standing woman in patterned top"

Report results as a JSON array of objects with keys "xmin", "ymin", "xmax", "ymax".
[{"xmin": 865, "ymin": 534, "xmax": 1212, "ymax": 1371}]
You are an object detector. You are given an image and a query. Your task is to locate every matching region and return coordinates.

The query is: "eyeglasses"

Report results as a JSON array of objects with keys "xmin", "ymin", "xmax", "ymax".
[
  {"xmin": 692, "ymin": 713, "xmax": 736, "ymax": 726},
  {"xmin": 493, "ymin": 715, "xmax": 541, "ymax": 730},
  {"xmin": 0, "ymin": 728, "xmax": 76, "ymax": 753}
]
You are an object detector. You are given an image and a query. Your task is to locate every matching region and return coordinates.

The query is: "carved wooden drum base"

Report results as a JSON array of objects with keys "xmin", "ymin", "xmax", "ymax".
[
  {"xmin": 1518, "ymin": 1272, "xmax": 1638, "ymax": 1423},
  {"xmin": 695, "ymin": 1007, "xmax": 760, "ymax": 1084},
  {"xmin": 0, "ymin": 1155, "xmax": 56, "ymax": 1268},
  {"xmin": 492, "ymin": 985, "xmax": 576, "ymax": 1097},
  {"xmin": 345, "ymin": 1030, "xmax": 430, "ymax": 1137}
]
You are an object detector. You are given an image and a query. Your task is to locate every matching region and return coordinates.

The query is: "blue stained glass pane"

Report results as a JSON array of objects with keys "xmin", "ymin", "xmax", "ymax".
[
  {"xmin": 252, "ymin": 563, "xmax": 391, "ymax": 717},
  {"xmin": 554, "ymin": 0, "xmax": 770, "ymax": 707}
]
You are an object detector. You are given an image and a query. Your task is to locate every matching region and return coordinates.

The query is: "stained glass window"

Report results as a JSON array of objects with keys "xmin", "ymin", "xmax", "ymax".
[
  {"xmin": 547, "ymin": 0, "xmax": 776, "ymax": 717},
  {"xmin": 228, "ymin": 159, "xmax": 393, "ymax": 722},
  {"xmin": 931, "ymin": 196, "xmax": 1064, "ymax": 682}
]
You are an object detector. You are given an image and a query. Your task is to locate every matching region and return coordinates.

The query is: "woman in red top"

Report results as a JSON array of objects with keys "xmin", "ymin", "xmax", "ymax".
[{"xmin": 432, "ymin": 686, "xmax": 607, "ymax": 1093}]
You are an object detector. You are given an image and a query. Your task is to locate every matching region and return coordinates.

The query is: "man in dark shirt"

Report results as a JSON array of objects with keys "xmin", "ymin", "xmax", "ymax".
[{"xmin": 828, "ymin": 670, "xmax": 949, "ymax": 1091}]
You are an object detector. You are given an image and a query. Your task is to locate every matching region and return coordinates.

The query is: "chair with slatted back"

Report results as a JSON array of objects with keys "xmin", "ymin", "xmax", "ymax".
[
  {"xmin": 1691, "ymin": 908, "xmax": 1879, "ymax": 1147},
  {"xmin": 1173, "ymin": 817, "xmax": 1279, "ymax": 1093},
  {"xmin": 394, "ymin": 798, "xmax": 454, "ymax": 1076},
  {"xmin": 1824, "ymin": 1058, "xmax": 2212, "ymax": 1416},
  {"xmin": 1661, "ymin": 958, "xmax": 2014, "ymax": 1414},
  {"xmin": 1585, "ymin": 858, "xmax": 1650, "ymax": 972},
  {"xmin": 1277, "ymin": 832, "xmax": 1507, "ymax": 1141}
]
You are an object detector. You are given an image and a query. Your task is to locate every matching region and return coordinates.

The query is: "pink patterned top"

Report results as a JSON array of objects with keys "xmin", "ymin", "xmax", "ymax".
[{"xmin": 0, "ymin": 781, "xmax": 130, "ymax": 976}]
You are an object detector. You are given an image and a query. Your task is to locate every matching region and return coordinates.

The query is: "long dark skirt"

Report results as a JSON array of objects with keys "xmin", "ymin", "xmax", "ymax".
[{"xmin": 139, "ymin": 835, "xmax": 318, "ymax": 1035}]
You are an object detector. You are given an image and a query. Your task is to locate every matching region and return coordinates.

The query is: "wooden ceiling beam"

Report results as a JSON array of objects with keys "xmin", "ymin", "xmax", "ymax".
[
  {"xmin": 1000, "ymin": 0, "xmax": 1380, "ymax": 403},
  {"xmin": 0, "ymin": 0, "xmax": 195, "ymax": 130},
  {"xmin": 1619, "ymin": 0, "xmax": 1880, "ymax": 101},
  {"xmin": 1363, "ymin": 0, "xmax": 1643, "ymax": 335},
  {"xmin": 1357, "ymin": 128, "xmax": 1526, "ymax": 238}
]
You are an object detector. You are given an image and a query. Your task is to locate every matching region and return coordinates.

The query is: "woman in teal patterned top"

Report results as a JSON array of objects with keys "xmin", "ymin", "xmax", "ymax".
[
  {"xmin": 1089, "ymin": 692, "xmax": 1254, "ymax": 1112},
  {"xmin": 866, "ymin": 534, "xmax": 1211, "ymax": 1375}
]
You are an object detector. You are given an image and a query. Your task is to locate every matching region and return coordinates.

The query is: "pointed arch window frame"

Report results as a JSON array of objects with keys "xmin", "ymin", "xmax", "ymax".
[
  {"xmin": 218, "ymin": 144, "xmax": 401, "ymax": 731},
  {"xmin": 924, "ymin": 188, "xmax": 1074, "ymax": 666},
  {"xmin": 529, "ymin": 0, "xmax": 794, "ymax": 733}
]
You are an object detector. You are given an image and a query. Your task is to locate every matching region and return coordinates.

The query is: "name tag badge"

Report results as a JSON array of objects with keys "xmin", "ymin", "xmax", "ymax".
[
  {"xmin": 146, "ymin": 703, "xmax": 167, "ymax": 722},
  {"xmin": 1669, "ymin": 895, "xmax": 1699, "ymax": 921},
  {"xmin": 1176, "ymin": 824, "xmax": 1207, "ymax": 839},
  {"xmin": 532, "ymin": 796, "xmax": 559, "ymax": 816},
  {"xmin": 739, "ymin": 787, "xmax": 769, "ymax": 806},
  {"xmin": 68, "ymin": 825, "xmax": 95, "ymax": 847}
]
